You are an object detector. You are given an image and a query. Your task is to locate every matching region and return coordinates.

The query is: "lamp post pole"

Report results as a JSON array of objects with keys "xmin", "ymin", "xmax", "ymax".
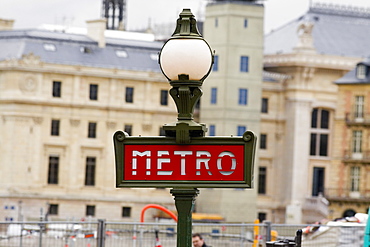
[{"xmin": 159, "ymin": 9, "xmax": 214, "ymax": 247}]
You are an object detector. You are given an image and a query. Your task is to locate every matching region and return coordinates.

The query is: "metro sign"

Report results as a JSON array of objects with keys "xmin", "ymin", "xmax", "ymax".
[{"xmin": 113, "ymin": 130, "xmax": 256, "ymax": 188}]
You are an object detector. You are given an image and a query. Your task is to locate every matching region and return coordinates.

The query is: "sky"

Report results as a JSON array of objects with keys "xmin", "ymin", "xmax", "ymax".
[{"xmin": 1, "ymin": 0, "xmax": 370, "ymax": 34}]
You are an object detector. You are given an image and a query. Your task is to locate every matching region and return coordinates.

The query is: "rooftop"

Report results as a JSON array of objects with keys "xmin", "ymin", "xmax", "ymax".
[{"xmin": 264, "ymin": 3, "xmax": 370, "ymax": 58}]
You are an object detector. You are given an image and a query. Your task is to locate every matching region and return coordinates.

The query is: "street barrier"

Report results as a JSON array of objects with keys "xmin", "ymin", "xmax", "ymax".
[{"xmin": 0, "ymin": 221, "xmax": 366, "ymax": 247}]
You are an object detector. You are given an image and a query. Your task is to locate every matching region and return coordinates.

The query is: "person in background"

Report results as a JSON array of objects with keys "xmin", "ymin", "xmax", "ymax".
[{"xmin": 192, "ymin": 233, "xmax": 210, "ymax": 247}]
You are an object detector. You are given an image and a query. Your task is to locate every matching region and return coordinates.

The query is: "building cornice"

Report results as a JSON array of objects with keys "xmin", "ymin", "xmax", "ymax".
[{"xmin": 264, "ymin": 53, "xmax": 360, "ymax": 71}]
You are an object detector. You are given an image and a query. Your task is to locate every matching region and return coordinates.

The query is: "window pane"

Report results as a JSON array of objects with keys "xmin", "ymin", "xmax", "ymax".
[
  {"xmin": 211, "ymin": 88, "xmax": 217, "ymax": 104},
  {"xmin": 48, "ymin": 204, "xmax": 58, "ymax": 215},
  {"xmin": 209, "ymin": 125, "xmax": 215, "ymax": 136},
  {"xmin": 237, "ymin": 126, "xmax": 246, "ymax": 136},
  {"xmin": 260, "ymin": 134, "xmax": 267, "ymax": 149},
  {"xmin": 125, "ymin": 87, "xmax": 134, "ymax": 103},
  {"xmin": 160, "ymin": 90, "xmax": 168, "ymax": 106},
  {"xmin": 89, "ymin": 84, "xmax": 98, "ymax": 100},
  {"xmin": 311, "ymin": 109, "xmax": 318, "ymax": 128},
  {"xmin": 52, "ymin": 81, "xmax": 61, "ymax": 97},
  {"xmin": 88, "ymin": 122, "xmax": 97, "ymax": 138},
  {"xmin": 51, "ymin": 119, "xmax": 60, "ymax": 136},
  {"xmin": 258, "ymin": 167, "xmax": 266, "ymax": 194},
  {"xmin": 240, "ymin": 56, "xmax": 249, "ymax": 72},
  {"xmin": 310, "ymin": 133, "xmax": 317, "ymax": 156},
  {"xmin": 321, "ymin": 110, "xmax": 329, "ymax": 129},
  {"xmin": 48, "ymin": 156, "xmax": 59, "ymax": 184},
  {"xmin": 244, "ymin": 18, "xmax": 248, "ymax": 28},
  {"xmin": 353, "ymin": 130, "xmax": 362, "ymax": 153},
  {"xmin": 86, "ymin": 205, "xmax": 95, "ymax": 216},
  {"xmin": 213, "ymin": 55, "xmax": 218, "ymax": 71},
  {"xmin": 122, "ymin": 207, "xmax": 131, "ymax": 217},
  {"xmin": 319, "ymin": 134, "xmax": 328, "ymax": 156},
  {"xmin": 312, "ymin": 167, "xmax": 325, "ymax": 196},
  {"xmin": 85, "ymin": 157, "xmax": 96, "ymax": 186},
  {"xmin": 124, "ymin": 124, "xmax": 132, "ymax": 136},
  {"xmin": 355, "ymin": 96, "xmax": 364, "ymax": 118},
  {"xmin": 238, "ymin": 89, "xmax": 248, "ymax": 105},
  {"xmin": 261, "ymin": 98, "xmax": 268, "ymax": 113},
  {"xmin": 350, "ymin": 166, "xmax": 360, "ymax": 192}
]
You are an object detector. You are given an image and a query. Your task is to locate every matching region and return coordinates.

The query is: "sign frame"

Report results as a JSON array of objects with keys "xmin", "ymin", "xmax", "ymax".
[{"xmin": 113, "ymin": 130, "xmax": 256, "ymax": 188}]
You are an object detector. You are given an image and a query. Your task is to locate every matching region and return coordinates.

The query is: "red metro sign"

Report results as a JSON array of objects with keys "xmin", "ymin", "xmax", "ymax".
[{"xmin": 113, "ymin": 131, "xmax": 256, "ymax": 188}]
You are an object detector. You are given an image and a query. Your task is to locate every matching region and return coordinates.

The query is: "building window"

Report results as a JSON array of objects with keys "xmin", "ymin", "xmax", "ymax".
[
  {"xmin": 48, "ymin": 156, "xmax": 59, "ymax": 184},
  {"xmin": 124, "ymin": 124, "xmax": 132, "ymax": 136},
  {"xmin": 160, "ymin": 90, "xmax": 168, "ymax": 106},
  {"xmin": 86, "ymin": 205, "xmax": 95, "ymax": 217},
  {"xmin": 213, "ymin": 55, "xmax": 218, "ymax": 71},
  {"xmin": 159, "ymin": 127, "xmax": 166, "ymax": 136},
  {"xmin": 125, "ymin": 87, "xmax": 134, "ymax": 103},
  {"xmin": 258, "ymin": 167, "xmax": 267, "ymax": 194},
  {"xmin": 260, "ymin": 134, "xmax": 267, "ymax": 149},
  {"xmin": 89, "ymin": 84, "xmax": 98, "ymax": 100},
  {"xmin": 312, "ymin": 167, "xmax": 325, "ymax": 196},
  {"xmin": 258, "ymin": 212, "xmax": 266, "ymax": 222},
  {"xmin": 261, "ymin": 98, "xmax": 268, "ymax": 113},
  {"xmin": 88, "ymin": 122, "xmax": 97, "ymax": 138},
  {"xmin": 209, "ymin": 125, "xmax": 215, "ymax": 136},
  {"xmin": 51, "ymin": 119, "xmax": 60, "ymax": 136},
  {"xmin": 352, "ymin": 130, "xmax": 362, "ymax": 154},
  {"xmin": 48, "ymin": 204, "xmax": 59, "ymax": 215},
  {"xmin": 211, "ymin": 87, "xmax": 217, "ymax": 104},
  {"xmin": 237, "ymin": 126, "xmax": 246, "ymax": 136},
  {"xmin": 350, "ymin": 166, "xmax": 360, "ymax": 192},
  {"xmin": 354, "ymin": 96, "xmax": 364, "ymax": 119},
  {"xmin": 238, "ymin": 88, "xmax": 248, "ymax": 105},
  {"xmin": 310, "ymin": 108, "xmax": 330, "ymax": 157},
  {"xmin": 244, "ymin": 18, "xmax": 248, "ymax": 28},
  {"xmin": 215, "ymin": 18, "xmax": 218, "ymax": 27},
  {"xmin": 52, "ymin": 81, "xmax": 61, "ymax": 97},
  {"xmin": 85, "ymin": 157, "xmax": 96, "ymax": 186},
  {"xmin": 356, "ymin": 64, "xmax": 367, "ymax": 79},
  {"xmin": 122, "ymin": 207, "xmax": 131, "ymax": 217},
  {"xmin": 240, "ymin": 56, "xmax": 249, "ymax": 72}
]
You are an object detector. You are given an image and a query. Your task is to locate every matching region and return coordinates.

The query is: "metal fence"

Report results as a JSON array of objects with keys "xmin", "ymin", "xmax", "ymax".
[{"xmin": 0, "ymin": 220, "xmax": 366, "ymax": 247}]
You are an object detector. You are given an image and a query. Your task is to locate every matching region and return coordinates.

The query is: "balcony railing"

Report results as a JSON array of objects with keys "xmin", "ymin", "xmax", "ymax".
[
  {"xmin": 325, "ymin": 188, "xmax": 370, "ymax": 201},
  {"xmin": 303, "ymin": 195, "xmax": 329, "ymax": 221},
  {"xmin": 345, "ymin": 112, "xmax": 370, "ymax": 125},
  {"xmin": 342, "ymin": 150, "xmax": 370, "ymax": 162}
]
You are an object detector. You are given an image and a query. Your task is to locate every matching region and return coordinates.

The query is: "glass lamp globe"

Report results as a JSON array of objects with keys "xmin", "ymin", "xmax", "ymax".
[{"xmin": 159, "ymin": 38, "xmax": 213, "ymax": 82}]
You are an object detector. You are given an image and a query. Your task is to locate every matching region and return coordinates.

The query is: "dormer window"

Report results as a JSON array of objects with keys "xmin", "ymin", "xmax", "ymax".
[
  {"xmin": 80, "ymin": 47, "xmax": 92, "ymax": 54},
  {"xmin": 356, "ymin": 64, "xmax": 367, "ymax": 79},
  {"xmin": 116, "ymin": 50, "xmax": 128, "ymax": 58},
  {"xmin": 43, "ymin": 43, "xmax": 56, "ymax": 51}
]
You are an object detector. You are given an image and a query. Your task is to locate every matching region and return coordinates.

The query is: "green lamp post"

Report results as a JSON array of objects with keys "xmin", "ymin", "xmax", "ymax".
[
  {"xmin": 159, "ymin": 8, "xmax": 214, "ymax": 145},
  {"xmin": 158, "ymin": 9, "xmax": 214, "ymax": 247}
]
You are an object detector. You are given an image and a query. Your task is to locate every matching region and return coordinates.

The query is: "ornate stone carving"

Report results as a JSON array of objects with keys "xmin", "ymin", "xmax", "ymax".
[{"xmin": 19, "ymin": 75, "xmax": 37, "ymax": 93}]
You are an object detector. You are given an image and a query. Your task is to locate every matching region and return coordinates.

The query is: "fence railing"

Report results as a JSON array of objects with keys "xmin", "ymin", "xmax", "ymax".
[{"xmin": 0, "ymin": 220, "xmax": 366, "ymax": 247}]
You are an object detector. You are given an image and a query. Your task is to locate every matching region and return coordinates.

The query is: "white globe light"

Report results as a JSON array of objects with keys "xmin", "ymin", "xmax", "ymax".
[{"xmin": 160, "ymin": 38, "xmax": 213, "ymax": 81}]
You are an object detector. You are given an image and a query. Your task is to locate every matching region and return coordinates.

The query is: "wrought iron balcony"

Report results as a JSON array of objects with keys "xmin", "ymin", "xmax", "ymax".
[
  {"xmin": 325, "ymin": 188, "xmax": 370, "ymax": 201},
  {"xmin": 342, "ymin": 150, "xmax": 370, "ymax": 163},
  {"xmin": 345, "ymin": 112, "xmax": 370, "ymax": 126}
]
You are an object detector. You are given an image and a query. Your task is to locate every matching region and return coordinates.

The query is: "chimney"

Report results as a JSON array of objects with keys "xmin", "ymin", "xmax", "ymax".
[
  {"xmin": 0, "ymin": 19, "xmax": 15, "ymax": 31},
  {"xmin": 86, "ymin": 19, "xmax": 106, "ymax": 48}
]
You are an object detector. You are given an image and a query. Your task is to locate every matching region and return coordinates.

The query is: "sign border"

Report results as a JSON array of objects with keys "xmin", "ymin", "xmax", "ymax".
[{"xmin": 113, "ymin": 130, "xmax": 256, "ymax": 188}]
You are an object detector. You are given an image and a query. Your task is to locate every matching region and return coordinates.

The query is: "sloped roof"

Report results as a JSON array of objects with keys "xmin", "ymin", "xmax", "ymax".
[
  {"xmin": 0, "ymin": 29, "xmax": 163, "ymax": 72},
  {"xmin": 335, "ymin": 57, "xmax": 370, "ymax": 84},
  {"xmin": 265, "ymin": 3, "xmax": 370, "ymax": 58}
]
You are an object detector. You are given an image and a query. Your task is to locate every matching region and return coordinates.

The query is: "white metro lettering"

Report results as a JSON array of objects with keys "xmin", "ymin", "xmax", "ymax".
[{"xmin": 131, "ymin": 150, "xmax": 237, "ymax": 176}]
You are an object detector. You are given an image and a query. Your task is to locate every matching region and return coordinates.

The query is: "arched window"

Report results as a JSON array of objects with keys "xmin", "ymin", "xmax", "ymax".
[{"xmin": 342, "ymin": 209, "xmax": 356, "ymax": 218}]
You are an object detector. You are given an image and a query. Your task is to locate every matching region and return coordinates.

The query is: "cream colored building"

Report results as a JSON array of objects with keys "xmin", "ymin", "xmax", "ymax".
[
  {"xmin": 198, "ymin": 1, "xmax": 264, "ymax": 223},
  {"xmin": 260, "ymin": 3, "xmax": 370, "ymax": 223},
  {"xmin": 0, "ymin": 19, "xmax": 177, "ymax": 222}
]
